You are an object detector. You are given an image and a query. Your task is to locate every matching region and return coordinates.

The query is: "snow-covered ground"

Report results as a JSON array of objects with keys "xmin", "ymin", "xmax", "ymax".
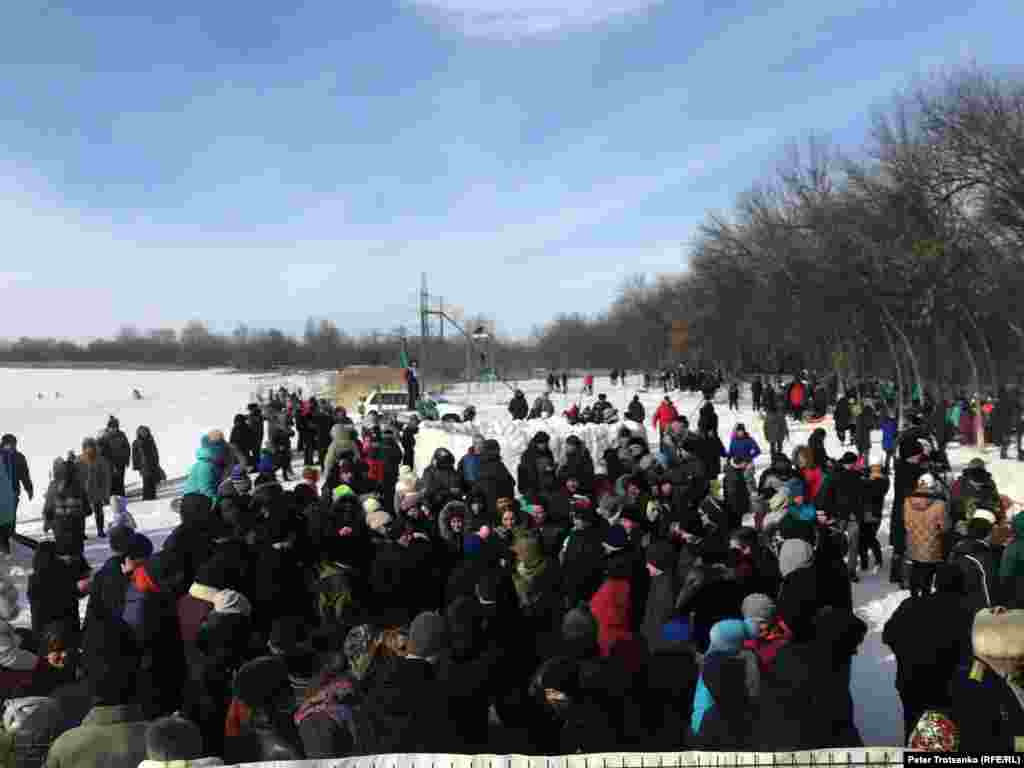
[{"xmin": 3, "ymin": 367, "xmax": 1023, "ymax": 748}]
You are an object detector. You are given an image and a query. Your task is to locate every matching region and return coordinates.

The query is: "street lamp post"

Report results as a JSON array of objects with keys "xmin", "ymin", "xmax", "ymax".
[{"xmin": 473, "ymin": 326, "xmax": 491, "ymax": 393}]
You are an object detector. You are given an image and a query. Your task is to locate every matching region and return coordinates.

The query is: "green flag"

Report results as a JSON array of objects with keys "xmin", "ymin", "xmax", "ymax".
[{"xmin": 399, "ymin": 347, "xmax": 409, "ymax": 369}]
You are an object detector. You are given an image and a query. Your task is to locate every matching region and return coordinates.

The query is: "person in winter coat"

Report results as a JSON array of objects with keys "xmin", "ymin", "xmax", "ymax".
[
  {"xmin": 322, "ymin": 424, "xmax": 359, "ymax": 484},
  {"xmin": 140, "ymin": 716, "xmax": 224, "ymax": 768},
  {"xmin": 79, "ymin": 437, "xmax": 112, "ymax": 538},
  {"xmin": 228, "ymin": 414, "xmax": 254, "ymax": 469},
  {"xmin": 421, "ymin": 448, "xmax": 461, "ymax": 510},
  {"xmin": 181, "ymin": 431, "xmax": 228, "ymax": 505},
  {"xmin": 741, "ymin": 593, "xmax": 792, "ymax": 674},
  {"xmin": 625, "ymin": 395, "xmax": 645, "ymax": 424},
  {"xmin": 652, "ymin": 397, "xmax": 679, "ymax": 436},
  {"xmin": 0, "ymin": 434, "xmax": 32, "ymax": 514},
  {"xmin": 698, "ymin": 399, "xmax": 718, "ymax": 437},
  {"xmin": 511, "ymin": 531, "xmax": 563, "ymax": 654},
  {"xmin": 131, "ymin": 427, "xmax": 161, "ymax": 501},
  {"xmin": 884, "ymin": 563, "xmax": 973, "ymax": 742},
  {"xmin": 359, "ymin": 612, "xmax": 457, "ymax": 754},
  {"xmin": 456, "ymin": 435, "xmax": 485, "ymax": 493},
  {"xmin": 223, "ymin": 656, "xmax": 303, "ymax": 763},
  {"xmin": 949, "ymin": 513, "xmax": 1000, "ymax": 617},
  {"xmin": 0, "ymin": 577, "xmax": 44, "ymax": 704},
  {"xmin": 728, "ymin": 423, "xmax": 761, "ymax": 466},
  {"xmin": 861, "ymin": 464, "xmax": 889, "ymax": 574},
  {"xmin": 400, "ymin": 417, "xmax": 418, "ymax": 471},
  {"xmin": 641, "ymin": 541, "xmax": 679, "ymax": 651},
  {"xmin": 828, "ymin": 452, "xmax": 865, "ymax": 580},
  {"xmin": 890, "ymin": 433, "xmax": 931, "ymax": 586},
  {"xmin": 776, "ymin": 539, "xmax": 819, "ymax": 642},
  {"xmin": 103, "ymin": 418, "xmax": 133, "ymax": 498},
  {"xmin": 517, "ymin": 432, "xmax": 555, "ymax": 498},
  {"xmin": 691, "ymin": 619, "xmax": 758, "ymax": 748},
  {"xmin": 760, "ymin": 405, "xmax": 787, "ymax": 459},
  {"xmin": 508, "ymin": 390, "xmax": 529, "ymax": 421},
  {"xmin": 473, "ymin": 440, "xmax": 515, "ymax": 527},
  {"xmin": 41, "ymin": 455, "xmax": 88, "ymax": 551},
  {"xmin": 530, "ymin": 392, "xmax": 555, "ymax": 420},
  {"xmin": 854, "ymin": 401, "xmax": 876, "ymax": 460},
  {"xmin": 44, "ymin": 651, "xmax": 150, "ymax": 768},
  {"xmin": 904, "ymin": 473, "xmax": 950, "ymax": 598},
  {"xmin": 950, "ymin": 458, "xmax": 1002, "ymax": 530},
  {"xmin": 590, "ymin": 526, "xmax": 633, "ymax": 657},
  {"xmin": 880, "ymin": 410, "xmax": 899, "ymax": 474},
  {"xmin": 28, "ymin": 540, "xmax": 90, "ymax": 646},
  {"xmin": 834, "ymin": 395, "xmax": 852, "ymax": 446}
]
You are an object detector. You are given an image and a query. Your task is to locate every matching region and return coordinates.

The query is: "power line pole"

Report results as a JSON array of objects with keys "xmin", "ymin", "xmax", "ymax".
[{"xmin": 419, "ymin": 272, "xmax": 429, "ymax": 367}]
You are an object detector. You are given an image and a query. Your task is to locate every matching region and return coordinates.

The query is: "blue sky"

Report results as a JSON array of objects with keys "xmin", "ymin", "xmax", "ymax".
[{"xmin": 2, "ymin": 0, "xmax": 1021, "ymax": 340}]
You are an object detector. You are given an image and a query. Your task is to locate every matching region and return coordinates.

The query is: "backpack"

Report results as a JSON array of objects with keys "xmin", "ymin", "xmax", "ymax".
[{"xmin": 315, "ymin": 561, "xmax": 357, "ymax": 624}]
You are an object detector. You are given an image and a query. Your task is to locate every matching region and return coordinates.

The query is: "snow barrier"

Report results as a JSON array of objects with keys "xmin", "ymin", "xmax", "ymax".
[
  {"xmin": 413, "ymin": 416, "xmax": 649, "ymax": 477},
  {"xmin": 225, "ymin": 749, "xmax": 906, "ymax": 768}
]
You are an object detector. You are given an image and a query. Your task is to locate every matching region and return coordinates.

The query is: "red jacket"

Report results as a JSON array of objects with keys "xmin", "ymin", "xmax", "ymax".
[
  {"xmin": 801, "ymin": 466, "xmax": 825, "ymax": 505},
  {"xmin": 653, "ymin": 402, "xmax": 679, "ymax": 431},
  {"xmin": 590, "ymin": 577, "xmax": 632, "ymax": 657},
  {"xmin": 743, "ymin": 620, "xmax": 793, "ymax": 672}
]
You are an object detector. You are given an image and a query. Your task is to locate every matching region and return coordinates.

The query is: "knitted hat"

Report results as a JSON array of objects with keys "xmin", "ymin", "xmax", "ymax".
[
  {"xmin": 741, "ymin": 593, "xmax": 776, "ymax": 623},
  {"xmin": 333, "ymin": 484, "xmax": 355, "ymax": 502},
  {"xmin": 603, "ymin": 524, "xmax": 628, "ymax": 553},
  {"xmin": 123, "ymin": 532, "xmax": 154, "ymax": 561},
  {"xmin": 408, "ymin": 611, "xmax": 447, "ymax": 659},
  {"xmin": 839, "ymin": 452, "xmax": 859, "ymax": 466},
  {"xmin": 362, "ymin": 496, "xmax": 382, "ymax": 517}
]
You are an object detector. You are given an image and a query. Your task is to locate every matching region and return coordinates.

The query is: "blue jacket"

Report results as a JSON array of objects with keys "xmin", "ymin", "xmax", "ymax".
[
  {"xmin": 881, "ymin": 418, "xmax": 898, "ymax": 452},
  {"xmin": 182, "ymin": 435, "xmax": 227, "ymax": 500},
  {"xmin": 728, "ymin": 436, "xmax": 761, "ymax": 464},
  {"xmin": 788, "ymin": 502, "xmax": 818, "ymax": 522},
  {"xmin": 457, "ymin": 452, "xmax": 481, "ymax": 488},
  {"xmin": 0, "ymin": 457, "xmax": 16, "ymax": 526}
]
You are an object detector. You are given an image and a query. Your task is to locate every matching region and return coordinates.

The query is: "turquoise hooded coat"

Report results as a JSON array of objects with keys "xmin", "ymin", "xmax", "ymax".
[{"xmin": 182, "ymin": 433, "xmax": 228, "ymax": 501}]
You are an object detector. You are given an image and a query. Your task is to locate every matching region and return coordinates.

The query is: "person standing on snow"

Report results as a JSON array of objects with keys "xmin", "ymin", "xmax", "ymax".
[
  {"xmin": 131, "ymin": 426, "xmax": 162, "ymax": 501},
  {"xmin": 0, "ymin": 435, "xmax": 32, "ymax": 515},
  {"xmin": 625, "ymin": 395, "xmax": 645, "ymax": 424},
  {"xmin": 182, "ymin": 430, "xmax": 229, "ymax": 504},
  {"xmin": 751, "ymin": 377, "xmax": 763, "ymax": 412},
  {"xmin": 728, "ymin": 382, "xmax": 740, "ymax": 411},
  {"xmin": 102, "ymin": 417, "xmax": 132, "ymax": 498},
  {"xmin": 652, "ymin": 397, "xmax": 678, "ymax": 437},
  {"xmin": 79, "ymin": 437, "xmax": 112, "ymax": 538},
  {"xmin": 508, "ymin": 390, "xmax": 529, "ymax": 421}
]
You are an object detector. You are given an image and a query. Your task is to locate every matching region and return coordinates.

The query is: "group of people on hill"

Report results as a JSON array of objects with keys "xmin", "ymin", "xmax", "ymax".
[{"xmin": 4, "ymin": 375, "xmax": 1024, "ymax": 766}]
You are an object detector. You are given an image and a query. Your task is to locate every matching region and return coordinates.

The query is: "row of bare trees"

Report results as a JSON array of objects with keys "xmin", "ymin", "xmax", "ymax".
[{"xmin": 529, "ymin": 67, "xmax": 1024, "ymax": 413}]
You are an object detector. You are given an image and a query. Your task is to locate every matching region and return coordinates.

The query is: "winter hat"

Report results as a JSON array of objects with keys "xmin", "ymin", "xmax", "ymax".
[
  {"xmin": 256, "ymin": 454, "xmax": 275, "ymax": 475},
  {"xmin": 839, "ymin": 452, "xmax": 859, "ymax": 467},
  {"xmin": 741, "ymin": 593, "xmax": 776, "ymax": 624},
  {"xmin": 123, "ymin": 532, "xmax": 154, "ymax": 561},
  {"xmin": 213, "ymin": 589, "xmax": 251, "ymax": 616},
  {"xmin": 108, "ymin": 525, "xmax": 136, "ymax": 556},
  {"xmin": 646, "ymin": 540, "xmax": 676, "ymax": 574},
  {"xmin": 195, "ymin": 552, "xmax": 242, "ymax": 591},
  {"xmin": 916, "ymin": 473, "xmax": 938, "ymax": 493},
  {"xmin": 972, "ymin": 609, "xmax": 1024, "ymax": 675},
  {"xmin": 144, "ymin": 716, "xmax": 205, "ymax": 763},
  {"xmin": 967, "ymin": 458, "xmax": 986, "ymax": 471},
  {"xmin": 784, "ymin": 478, "xmax": 806, "ymax": 499},
  {"xmin": 366, "ymin": 509, "xmax": 393, "ymax": 534},
  {"xmin": 973, "ymin": 508, "xmax": 997, "ymax": 526},
  {"xmin": 408, "ymin": 611, "xmax": 448, "ymax": 659},
  {"xmin": 362, "ymin": 496, "xmax": 382, "ymax": 517},
  {"xmin": 234, "ymin": 656, "xmax": 290, "ymax": 710},
  {"xmin": 603, "ymin": 524, "xmax": 628, "ymax": 554},
  {"xmin": 779, "ymin": 539, "xmax": 815, "ymax": 578},
  {"xmin": 302, "ymin": 466, "xmax": 320, "ymax": 483},
  {"xmin": 707, "ymin": 619, "xmax": 752, "ymax": 655},
  {"xmin": 333, "ymin": 484, "xmax": 355, "ymax": 502},
  {"xmin": 562, "ymin": 603, "xmax": 599, "ymax": 646}
]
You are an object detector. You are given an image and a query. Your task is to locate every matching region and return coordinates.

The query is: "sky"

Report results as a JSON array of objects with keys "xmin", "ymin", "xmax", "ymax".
[{"xmin": 2, "ymin": 0, "xmax": 1022, "ymax": 341}]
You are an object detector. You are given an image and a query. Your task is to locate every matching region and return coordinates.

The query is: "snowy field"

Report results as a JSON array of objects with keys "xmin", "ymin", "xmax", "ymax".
[{"xmin": 3, "ymin": 367, "xmax": 1023, "ymax": 747}]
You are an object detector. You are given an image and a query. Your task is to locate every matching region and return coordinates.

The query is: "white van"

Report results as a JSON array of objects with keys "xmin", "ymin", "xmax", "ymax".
[{"xmin": 358, "ymin": 390, "xmax": 409, "ymax": 418}]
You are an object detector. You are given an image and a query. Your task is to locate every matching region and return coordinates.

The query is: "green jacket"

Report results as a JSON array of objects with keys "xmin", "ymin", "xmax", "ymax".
[
  {"xmin": 1000, "ymin": 513, "xmax": 1024, "ymax": 603},
  {"xmin": 45, "ymin": 705, "xmax": 149, "ymax": 768}
]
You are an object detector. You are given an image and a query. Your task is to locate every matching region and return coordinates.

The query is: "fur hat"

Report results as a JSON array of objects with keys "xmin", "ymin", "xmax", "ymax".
[
  {"xmin": 408, "ymin": 611, "xmax": 447, "ymax": 659},
  {"xmin": 916, "ymin": 473, "xmax": 938, "ymax": 493},
  {"xmin": 742, "ymin": 593, "xmax": 776, "ymax": 623},
  {"xmin": 972, "ymin": 609, "xmax": 1024, "ymax": 671}
]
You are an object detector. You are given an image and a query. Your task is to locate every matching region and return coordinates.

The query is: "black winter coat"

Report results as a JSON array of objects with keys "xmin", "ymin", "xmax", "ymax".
[
  {"xmin": 359, "ymin": 658, "xmax": 457, "ymax": 754},
  {"xmin": 949, "ymin": 538, "xmax": 1000, "ymax": 616},
  {"xmin": 105, "ymin": 429, "xmax": 132, "ymax": 469},
  {"xmin": 883, "ymin": 592, "xmax": 972, "ymax": 699},
  {"xmin": 13, "ymin": 681, "xmax": 94, "ymax": 768},
  {"xmin": 831, "ymin": 468, "xmax": 865, "ymax": 524},
  {"xmin": 27, "ymin": 548, "xmax": 89, "ymax": 640},
  {"xmin": 131, "ymin": 434, "xmax": 160, "ymax": 477},
  {"xmin": 474, "ymin": 454, "xmax": 515, "ymax": 526}
]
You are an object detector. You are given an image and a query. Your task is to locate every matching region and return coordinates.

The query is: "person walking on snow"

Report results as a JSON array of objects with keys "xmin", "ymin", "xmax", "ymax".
[
  {"xmin": 406, "ymin": 360, "xmax": 421, "ymax": 410},
  {"xmin": 653, "ymin": 397, "xmax": 679, "ymax": 436},
  {"xmin": 102, "ymin": 417, "xmax": 132, "ymax": 498},
  {"xmin": 0, "ymin": 434, "xmax": 32, "ymax": 515},
  {"xmin": 131, "ymin": 426, "xmax": 162, "ymax": 502},
  {"xmin": 79, "ymin": 437, "xmax": 112, "ymax": 538}
]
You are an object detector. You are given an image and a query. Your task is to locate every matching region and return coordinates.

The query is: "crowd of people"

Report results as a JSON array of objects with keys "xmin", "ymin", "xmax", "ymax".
[{"xmin": 0, "ymin": 374, "xmax": 1023, "ymax": 766}]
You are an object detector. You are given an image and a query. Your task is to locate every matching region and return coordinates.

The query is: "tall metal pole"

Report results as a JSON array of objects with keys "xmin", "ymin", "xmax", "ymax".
[{"xmin": 419, "ymin": 273, "xmax": 428, "ymax": 370}]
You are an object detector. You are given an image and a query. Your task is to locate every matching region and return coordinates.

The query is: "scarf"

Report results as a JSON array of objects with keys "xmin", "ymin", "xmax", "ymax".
[{"xmin": 294, "ymin": 677, "xmax": 356, "ymax": 727}]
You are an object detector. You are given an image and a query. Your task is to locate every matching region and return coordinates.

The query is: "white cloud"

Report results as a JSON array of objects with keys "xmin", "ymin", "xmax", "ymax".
[{"xmin": 407, "ymin": 0, "xmax": 662, "ymax": 39}]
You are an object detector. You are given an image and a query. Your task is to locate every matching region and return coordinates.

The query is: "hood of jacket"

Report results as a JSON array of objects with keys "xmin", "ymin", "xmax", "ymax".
[
  {"xmin": 196, "ymin": 434, "xmax": 226, "ymax": 463},
  {"xmin": 438, "ymin": 500, "xmax": 467, "ymax": 542},
  {"xmin": 779, "ymin": 539, "xmax": 814, "ymax": 578}
]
